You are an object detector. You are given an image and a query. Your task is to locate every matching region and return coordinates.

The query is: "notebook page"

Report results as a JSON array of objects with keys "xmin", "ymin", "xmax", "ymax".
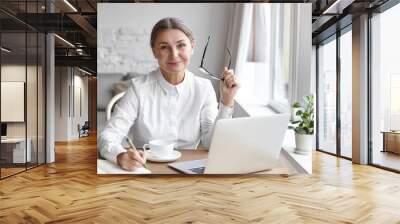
[{"xmin": 97, "ymin": 159, "xmax": 151, "ymax": 174}]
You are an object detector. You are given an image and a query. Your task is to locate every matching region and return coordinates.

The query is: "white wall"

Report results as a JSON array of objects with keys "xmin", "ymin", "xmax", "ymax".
[
  {"xmin": 55, "ymin": 67, "xmax": 68, "ymax": 141},
  {"xmin": 1, "ymin": 63, "xmax": 47, "ymax": 163},
  {"xmin": 55, "ymin": 67, "xmax": 89, "ymax": 141},
  {"xmin": 1, "ymin": 66, "xmax": 26, "ymax": 127},
  {"xmin": 72, "ymin": 74, "xmax": 89, "ymax": 138},
  {"xmin": 98, "ymin": 3, "xmax": 232, "ymax": 76},
  {"xmin": 1, "ymin": 65, "xmax": 38, "ymax": 137}
]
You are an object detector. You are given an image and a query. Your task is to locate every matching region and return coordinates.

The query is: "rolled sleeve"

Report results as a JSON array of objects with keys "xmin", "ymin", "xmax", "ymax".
[
  {"xmin": 218, "ymin": 102, "xmax": 234, "ymax": 119},
  {"xmin": 101, "ymin": 144, "xmax": 127, "ymax": 165}
]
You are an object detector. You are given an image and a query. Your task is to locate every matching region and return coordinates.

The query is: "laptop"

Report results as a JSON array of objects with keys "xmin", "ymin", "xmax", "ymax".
[{"xmin": 168, "ymin": 114, "xmax": 290, "ymax": 174}]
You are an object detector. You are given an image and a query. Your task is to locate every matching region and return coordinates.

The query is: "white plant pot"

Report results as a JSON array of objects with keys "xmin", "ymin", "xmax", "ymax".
[
  {"xmin": 291, "ymin": 108, "xmax": 301, "ymax": 121},
  {"xmin": 295, "ymin": 133, "xmax": 314, "ymax": 155}
]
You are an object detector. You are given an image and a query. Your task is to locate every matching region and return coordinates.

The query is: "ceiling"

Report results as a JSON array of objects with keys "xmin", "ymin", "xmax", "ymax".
[
  {"xmin": 0, "ymin": 0, "xmax": 394, "ymax": 74},
  {"xmin": 0, "ymin": 0, "xmax": 99, "ymax": 73},
  {"xmin": 311, "ymin": 0, "xmax": 390, "ymax": 44}
]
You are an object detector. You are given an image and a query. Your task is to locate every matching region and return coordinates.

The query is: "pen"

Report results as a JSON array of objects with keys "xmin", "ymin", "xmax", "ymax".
[{"xmin": 125, "ymin": 136, "xmax": 149, "ymax": 169}]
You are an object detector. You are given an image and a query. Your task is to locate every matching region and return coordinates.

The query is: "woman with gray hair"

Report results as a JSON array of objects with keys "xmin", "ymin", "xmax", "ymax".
[{"xmin": 99, "ymin": 17, "xmax": 240, "ymax": 171}]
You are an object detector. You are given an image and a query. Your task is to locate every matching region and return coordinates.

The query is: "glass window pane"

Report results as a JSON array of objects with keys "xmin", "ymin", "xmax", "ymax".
[
  {"xmin": 340, "ymin": 29, "xmax": 352, "ymax": 158},
  {"xmin": 27, "ymin": 31, "xmax": 38, "ymax": 169},
  {"xmin": 38, "ymin": 32, "xmax": 45, "ymax": 165},
  {"xmin": 318, "ymin": 37, "xmax": 337, "ymax": 154},
  {"xmin": 0, "ymin": 1, "xmax": 46, "ymax": 179},
  {"xmin": 1, "ymin": 31, "xmax": 27, "ymax": 177},
  {"xmin": 371, "ymin": 3, "xmax": 400, "ymax": 171}
]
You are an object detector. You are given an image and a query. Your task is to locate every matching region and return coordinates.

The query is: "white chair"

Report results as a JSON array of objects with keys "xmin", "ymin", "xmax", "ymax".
[{"xmin": 106, "ymin": 91, "xmax": 126, "ymax": 121}]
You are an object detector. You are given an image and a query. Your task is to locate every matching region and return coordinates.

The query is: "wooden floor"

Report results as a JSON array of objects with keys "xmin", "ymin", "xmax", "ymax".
[
  {"xmin": 372, "ymin": 150, "xmax": 400, "ymax": 171},
  {"xmin": 1, "ymin": 167, "xmax": 26, "ymax": 177},
  {"xmin": 1, "ymin": 163, "xmax": 45, "ymax": 178},
  {"xmin": 1, "ymin": 135, "xmax": 400, "ymax": 223}
]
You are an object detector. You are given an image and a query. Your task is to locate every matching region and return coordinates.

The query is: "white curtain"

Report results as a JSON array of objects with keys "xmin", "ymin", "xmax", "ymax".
[
  {"xmin": 225, "ymin": 3, "xmax": 269, "ymax": 104},
  {"xmin": 225, "ymin": 3, "xmax": 311, "ymax": 108},
  {"xmin": 224, "ymin": 3, "xmax": 252, "ymax": 78}
]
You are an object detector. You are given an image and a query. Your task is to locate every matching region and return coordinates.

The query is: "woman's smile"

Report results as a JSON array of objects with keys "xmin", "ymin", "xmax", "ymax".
[{"xmin": 167, "ymin": 61, "xmax": 181, "ymax": 66}]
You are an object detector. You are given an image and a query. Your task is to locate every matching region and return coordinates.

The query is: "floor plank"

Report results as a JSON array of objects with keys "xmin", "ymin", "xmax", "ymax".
[
  {"xmin": 372, "ymin": 150, "xmax": 400, "ymax": 171},
  {"xmin": 0, "ymin": 134, "xmax": 400, "ymax": 223}
]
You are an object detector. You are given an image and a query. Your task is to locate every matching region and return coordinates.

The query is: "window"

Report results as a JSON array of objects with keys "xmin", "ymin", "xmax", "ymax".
[
  {"xmin": 317, "ymin": 36, "xmax": 337, "ymax": 155},
  {"xmin": 238, "ymin": 4, "xmax": 273, "ymax": 106},
  {"xmin": 238, "ymin": 4, "xmax": 300, "ymax": 112},
  {"xmin": 271, "ymin": 4, "xmax": 292, "ymax": 109},
  {"xmin": 340, "ymin": 28, "xmax": 352, "ymax": 158},
  {"xmin": 390, "ymin": 74, "xmax": 400, "ymax": 130},
  {"xmin": 0, "ymin": 1, "xmax": 47, "ymax": 179},
  {"xmin": 316, "ymin": 25, "xmax": 353, "ymax": 159},
  {"xmin": 370, "ymin": 2, "xmax": 400, "ymax": 171}
]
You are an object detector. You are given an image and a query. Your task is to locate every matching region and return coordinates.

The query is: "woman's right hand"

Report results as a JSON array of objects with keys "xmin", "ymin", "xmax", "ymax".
[{"xmin": 117, "ymin": 150, "xmax": 146, "ymax": 171}]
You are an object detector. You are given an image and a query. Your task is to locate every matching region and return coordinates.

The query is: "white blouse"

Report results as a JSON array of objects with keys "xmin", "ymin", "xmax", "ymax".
[{"xmin": 98, "ymin": 68, "xmax": 233, "ymax": 164}]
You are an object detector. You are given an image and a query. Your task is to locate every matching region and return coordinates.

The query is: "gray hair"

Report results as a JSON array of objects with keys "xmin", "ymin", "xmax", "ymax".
[{"xmin": 150, "ymin": 17, "xmax": 194, "ymax": 48}]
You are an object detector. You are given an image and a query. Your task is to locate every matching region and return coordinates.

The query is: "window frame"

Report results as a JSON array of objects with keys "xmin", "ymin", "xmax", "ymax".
[
  {"xmin": 315, "ymin": 24, "xmax": 353, "ymax": 161},
  {"xmin": 368, "ymin": 0, "xmax": 400, "ymax": 173}
]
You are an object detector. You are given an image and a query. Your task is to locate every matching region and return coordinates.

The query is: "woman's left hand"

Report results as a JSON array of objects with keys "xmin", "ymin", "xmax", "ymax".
[{"xmin": 220, "ymin": 67, "xmax": 240, "ymax": 107}]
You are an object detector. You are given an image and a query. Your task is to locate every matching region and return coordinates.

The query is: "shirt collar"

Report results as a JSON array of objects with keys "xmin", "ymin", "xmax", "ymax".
[{"xmin": 156, "ymin": 68, "xmax": 192, "ymax": 96}]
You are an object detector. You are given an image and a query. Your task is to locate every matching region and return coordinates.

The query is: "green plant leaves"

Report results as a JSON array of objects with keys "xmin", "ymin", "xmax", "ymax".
[
  {"xmin": 290, "ymin": 95, "xmax": 314, "ymax": 135},
  {"xmin": 292, "ymin": 102, "xmax": 301, "ymax": 108}
]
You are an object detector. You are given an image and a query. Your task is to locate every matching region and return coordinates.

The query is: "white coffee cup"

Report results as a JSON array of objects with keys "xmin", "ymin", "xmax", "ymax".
[{"xmin": 143, "ymin": 139, "xmax": 176, "ymax": 158}]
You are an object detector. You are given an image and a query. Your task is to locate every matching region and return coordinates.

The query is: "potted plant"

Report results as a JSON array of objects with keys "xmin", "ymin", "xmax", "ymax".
[
  {"xmin": 291, "ymin": 102, "xmax": 301, "ymax": 122},
  {"xmin": 289, "ymin": 95, "xmax": 314, "ymax": 155}
]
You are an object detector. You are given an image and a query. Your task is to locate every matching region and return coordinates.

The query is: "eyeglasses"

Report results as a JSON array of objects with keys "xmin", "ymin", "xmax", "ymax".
[{"xmin": 198, "ymin": 35, "xmax": 231, "ymax": 81}]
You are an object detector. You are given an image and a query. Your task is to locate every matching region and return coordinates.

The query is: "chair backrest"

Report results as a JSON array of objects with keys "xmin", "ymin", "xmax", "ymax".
[
  {"xmin": 82, "ymin": 121, "xmax": 90, "ymax": 129},
  {"xmin": 106, "ymin": 91, "xmax": 126, "ymax": 121}
]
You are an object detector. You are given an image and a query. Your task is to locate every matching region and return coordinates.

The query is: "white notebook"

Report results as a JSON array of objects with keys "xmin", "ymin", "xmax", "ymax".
[{"xmin": 97, "ymin": 159, "xmax": 151, "ymax": 174}]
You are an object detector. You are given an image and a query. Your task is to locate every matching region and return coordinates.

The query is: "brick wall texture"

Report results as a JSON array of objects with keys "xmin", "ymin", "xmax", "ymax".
[{"xmin": 98, "ymin": 28, "xmax": 158, "ymax": 74}]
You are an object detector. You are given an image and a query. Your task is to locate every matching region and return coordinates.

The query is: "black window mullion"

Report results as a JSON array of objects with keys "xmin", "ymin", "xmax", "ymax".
[
  {"xmin": 44, "ymin": 32, "xmax": 47, "ymax": 164},
  {"xmin": 36, "ymin": 0, "xmax": 39, "ymax": 167},
  {"xmin": 367, "ymin": 11, "xmax": 373, "ymax": 165},
  {"xmin": 24, "ymin": 0, "xmax": 28, "ymax": 171},
  {"xmin": 336, "ymin": 30, "xmax": 341, "ymax": 157},
  {"xmin": 316, "ymin": 44, "xmax": 320, "ymax": 151}
]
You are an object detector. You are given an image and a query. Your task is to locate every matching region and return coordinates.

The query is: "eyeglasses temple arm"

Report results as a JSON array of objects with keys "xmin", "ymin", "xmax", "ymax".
[
  {"xmin": 200, "ymin": 35, "xmax": 211, "ymax": 66},
  {"xmin": 227, "ymin": 48, "xmax": 232, "ymax": 70}
]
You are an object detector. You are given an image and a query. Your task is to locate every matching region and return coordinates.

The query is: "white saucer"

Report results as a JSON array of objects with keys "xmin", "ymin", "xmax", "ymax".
[{"xmin": 146, "ymin": 150, "xmax": 182, "ymax": 162}]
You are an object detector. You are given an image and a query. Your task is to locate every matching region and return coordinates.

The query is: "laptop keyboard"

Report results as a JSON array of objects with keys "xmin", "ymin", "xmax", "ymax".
[{"xmin": 189, "ymin": 167, "xmax": 205, "ymax": 174}]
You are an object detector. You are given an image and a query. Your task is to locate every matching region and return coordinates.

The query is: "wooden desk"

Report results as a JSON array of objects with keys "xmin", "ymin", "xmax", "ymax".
[
  {"xmin": 144, "ymin": 149, "xmax": 297, "ymax": 175},
  {"xmin": 381, "ymin": 131, "xmax": 400, "ymax": 154},
  {"xmin": 1, "ymin": 138, "xmax": 31, "ymax": 163}
]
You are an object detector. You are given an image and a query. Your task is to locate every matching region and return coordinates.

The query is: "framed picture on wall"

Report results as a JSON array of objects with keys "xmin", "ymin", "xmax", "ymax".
[{"xmin": 1, "ymin": 81, "xmax": 25, "ymax": 122}]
